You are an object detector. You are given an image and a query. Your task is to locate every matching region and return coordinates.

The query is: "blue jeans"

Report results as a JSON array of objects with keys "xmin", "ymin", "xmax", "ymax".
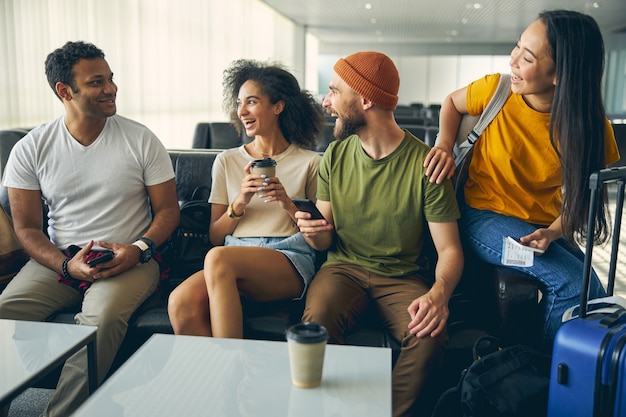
[{"xmin": 460, "ymin": 206, "xmax": 606, "ymax": 345}]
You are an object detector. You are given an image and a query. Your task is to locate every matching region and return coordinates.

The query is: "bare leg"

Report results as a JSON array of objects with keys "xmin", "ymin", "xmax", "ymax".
[
  {"xmin": 168, "ymin": 270, "xmax": 212, "ymax": 336},
  {"xmin": 204, "ymin": 246, "xmax": 303, "ymax": 338}
]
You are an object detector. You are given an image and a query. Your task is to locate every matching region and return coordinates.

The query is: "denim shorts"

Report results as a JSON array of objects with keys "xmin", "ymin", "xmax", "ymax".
[{"xmin": 224, "ymin": 233, "xmax": 316, "ymax": 299}]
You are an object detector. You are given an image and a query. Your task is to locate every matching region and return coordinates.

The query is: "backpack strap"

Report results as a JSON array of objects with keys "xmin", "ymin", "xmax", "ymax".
[
  {"xmin": 190, "ymin": 185, "xmax": 211, "ymax": 201},
  {"xmin": 451, "ymin": 74, "xmax": 511, "ymax": 170},
  {"xmin": 466, "ymin": 73, "xmax": 511, "ymax": 144}
]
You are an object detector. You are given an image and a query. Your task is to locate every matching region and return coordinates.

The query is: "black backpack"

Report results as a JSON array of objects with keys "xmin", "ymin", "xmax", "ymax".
[
  {"xmin": 167, "ymin": 186, "xmax": 212, "ymax": 285},
  {"xmin": 432, "ymin": 336, "xmax": 551, "ymax": 417}
]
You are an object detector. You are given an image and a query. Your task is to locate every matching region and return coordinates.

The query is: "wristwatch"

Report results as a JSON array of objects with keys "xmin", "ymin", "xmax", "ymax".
[
  {"xmin": 132, "ymin": 237, "xmax": 155, "ymax": 263},
  {"xmin": 227, "ymin": 202, "xmax": 245, "ymax": 219}
]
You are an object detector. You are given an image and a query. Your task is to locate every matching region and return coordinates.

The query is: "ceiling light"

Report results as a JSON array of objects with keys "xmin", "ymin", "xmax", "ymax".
[
  {"xmin": 370, "ymin": 18, "xmax": 377, "ymax": 24},
  {"xmin": 364, "ymin": 3, "xmax": 373, "ymax": 10}
]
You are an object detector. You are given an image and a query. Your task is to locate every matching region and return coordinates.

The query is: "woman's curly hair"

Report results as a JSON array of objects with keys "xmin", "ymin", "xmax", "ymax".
[{"xmin": 222, "ymin": 59, "xmax": 324, "ymax": 150}]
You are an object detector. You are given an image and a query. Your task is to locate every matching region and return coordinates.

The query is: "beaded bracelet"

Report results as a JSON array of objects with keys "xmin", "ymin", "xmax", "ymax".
[{"xmin": 61, "ymin": 257, "xmax": 73, "ymax": 280}]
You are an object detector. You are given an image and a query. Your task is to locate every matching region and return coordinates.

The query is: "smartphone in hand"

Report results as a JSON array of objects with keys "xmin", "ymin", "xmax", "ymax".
[
  {"xmin": 292, "ymin": 199, "xmax": 325, "ymax": 220},
  {"xmin": 87, "ymin": 250, "xmax": 114, "ymax": 267}
]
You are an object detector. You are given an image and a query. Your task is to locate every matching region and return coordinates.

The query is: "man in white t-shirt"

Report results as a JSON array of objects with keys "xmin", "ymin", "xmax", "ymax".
[{"xmin": 0, "ymin": 41, "xmax": 180, "ymax": 417}]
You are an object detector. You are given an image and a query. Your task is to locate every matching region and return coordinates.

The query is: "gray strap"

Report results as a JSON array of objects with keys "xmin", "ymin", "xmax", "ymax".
[{"xmin": 466, "ymin": 73, "xmax": 511, "ymax": 144}]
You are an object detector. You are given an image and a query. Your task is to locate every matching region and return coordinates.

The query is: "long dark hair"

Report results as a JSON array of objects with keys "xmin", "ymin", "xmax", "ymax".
[
  {"xmin": 542, "ymin": 10, "xmax": 609, "ymax": 244},
  {"xmin": 222, "ymin": 59, "xmax": 324, "ymax": 150}
]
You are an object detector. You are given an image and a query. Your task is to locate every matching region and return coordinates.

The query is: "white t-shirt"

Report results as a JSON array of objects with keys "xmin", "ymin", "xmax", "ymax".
[
  {"xmin": 2, "ymin": 115, "xmax": 175, "ymax": 249},
  {"xmin": 209, "ymin": 145, "xmax": 320, "ymax": 238}
]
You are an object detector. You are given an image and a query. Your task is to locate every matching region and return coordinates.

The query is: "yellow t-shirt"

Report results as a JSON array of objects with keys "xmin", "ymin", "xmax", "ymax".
[{"xmin": 464, "ymin": 74, "xmax": 620, "ymax": 226}]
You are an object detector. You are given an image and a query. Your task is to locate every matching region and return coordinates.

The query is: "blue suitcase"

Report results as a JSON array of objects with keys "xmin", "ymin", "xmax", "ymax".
[{"xmin": 548, "ymin": 166, "xmax": 626, "ymax": 417}]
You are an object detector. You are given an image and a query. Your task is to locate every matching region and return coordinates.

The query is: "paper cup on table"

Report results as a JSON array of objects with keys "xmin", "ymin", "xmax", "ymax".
[{"xmin": 286, "ymin": 322, "xmax": 328, "ymax": 388}]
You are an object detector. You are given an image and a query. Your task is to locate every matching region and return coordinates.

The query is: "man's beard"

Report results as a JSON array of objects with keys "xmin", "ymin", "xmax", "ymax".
[{"xmin": 334, "ymin": 105, "xmax": 366, "ymax": 141}]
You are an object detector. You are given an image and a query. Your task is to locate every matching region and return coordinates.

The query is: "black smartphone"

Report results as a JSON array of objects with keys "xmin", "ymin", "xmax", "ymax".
[
  {"xmin": 87, "ymin": 250, "xmax": 114, "ymax": 267},
  {"xmin": 292, "ymin": 198, "xmax": 325, "ymax": 220}
]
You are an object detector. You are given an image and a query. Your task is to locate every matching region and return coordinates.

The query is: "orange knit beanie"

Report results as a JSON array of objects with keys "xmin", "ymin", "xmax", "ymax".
[{"xmin": 334, "ymin": 51, "xmax": 399, "ymax": 111}]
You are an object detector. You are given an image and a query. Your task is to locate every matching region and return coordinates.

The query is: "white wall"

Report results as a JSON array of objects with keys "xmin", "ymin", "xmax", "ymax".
[{"xmin": 0, "ymin": 0, "xmax": 516, "ymax": 151}]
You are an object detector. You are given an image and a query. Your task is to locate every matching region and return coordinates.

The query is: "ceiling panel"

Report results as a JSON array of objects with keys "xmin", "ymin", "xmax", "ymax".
[{"xmin": 262, "ymin": 0, "xmax": 626, "ymax": 47}]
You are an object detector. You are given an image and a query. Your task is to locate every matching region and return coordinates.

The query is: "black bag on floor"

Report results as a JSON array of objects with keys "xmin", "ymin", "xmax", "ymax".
[{"xmin": 432, "ymin": 336, "xmax": 551, "ymax": 417}]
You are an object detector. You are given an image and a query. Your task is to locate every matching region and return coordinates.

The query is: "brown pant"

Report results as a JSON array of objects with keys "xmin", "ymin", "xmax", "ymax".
[{"xmin": 302, "ymin": 263, "xmax": 446, "ymax": 417}]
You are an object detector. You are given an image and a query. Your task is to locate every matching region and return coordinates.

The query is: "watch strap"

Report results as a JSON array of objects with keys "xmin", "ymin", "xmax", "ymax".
[
  {"xmin": 138, "ymin": 237, "xmax": 155, "ymax": 252},
  {"xmin": 132, "ymin": 239, "xmax": 149, "ymax": 252},
  {"xmin": 132, "ymin": 237, "xmax": 155, "ymax": 263}
]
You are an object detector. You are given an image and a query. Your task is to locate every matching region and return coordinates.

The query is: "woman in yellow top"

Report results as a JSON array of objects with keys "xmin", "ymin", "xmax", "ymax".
[{"xmin": 425, "ymin": 9, "xmax": 620, "ymax": 348}]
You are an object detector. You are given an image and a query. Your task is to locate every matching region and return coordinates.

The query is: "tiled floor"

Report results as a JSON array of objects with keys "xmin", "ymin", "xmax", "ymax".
[{"xmin": 588, "ymin": 183, "xmax": 626, "ymax": 297}]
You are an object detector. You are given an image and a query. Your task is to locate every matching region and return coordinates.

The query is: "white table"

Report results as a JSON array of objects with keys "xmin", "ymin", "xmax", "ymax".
[
  {"xmin": 72, "ymin": 334, "xmax": 391, "ymax": 417},
  {"xmin": 0, "ymin": 319, "xmax": 97, "ymax": 408}
]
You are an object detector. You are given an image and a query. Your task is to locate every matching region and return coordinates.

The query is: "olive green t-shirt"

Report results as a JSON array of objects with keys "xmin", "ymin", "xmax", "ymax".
[{"xmin": 318, "ymin": 131, "xmax": 460, "ymax": 277}]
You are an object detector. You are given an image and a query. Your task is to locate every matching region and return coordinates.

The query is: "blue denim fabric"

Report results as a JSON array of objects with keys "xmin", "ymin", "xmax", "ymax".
[
  {"xmin": 224, "ymin": 233, "xmax": 316, "ymax": 300},
  {"xmin": 460, "ymin": 205, "xmax": 606, "ymax": 345}
]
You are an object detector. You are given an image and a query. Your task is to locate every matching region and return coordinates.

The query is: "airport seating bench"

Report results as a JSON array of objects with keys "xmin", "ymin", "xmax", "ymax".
[{"xmin": 0, "ymin": 132, "xmax": 542, "ymax": 390}]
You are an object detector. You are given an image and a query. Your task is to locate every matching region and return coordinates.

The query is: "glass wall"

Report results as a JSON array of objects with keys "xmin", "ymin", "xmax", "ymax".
[
  {"xmin": 2, "ymin": 1, "xmax": 624, "ymax": 149},
  {"xmin": 605, "ymin": 32, "xmax": 626, "ymax": 120},
  {"xmin": 0, "ymin": 0, "xmax": 314, "ymax": 149}
]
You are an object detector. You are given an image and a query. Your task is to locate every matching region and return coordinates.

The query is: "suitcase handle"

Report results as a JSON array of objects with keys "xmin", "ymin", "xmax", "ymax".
[
  {"xmin": 579, "ymin": 167, "xmax": 626, "ymax": 318},
  {"xmin": 599, "ymin": 309, "xmax": 626, "ymax": 328}
]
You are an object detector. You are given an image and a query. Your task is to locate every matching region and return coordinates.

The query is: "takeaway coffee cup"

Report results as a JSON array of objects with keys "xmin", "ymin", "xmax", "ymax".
[
  {"xmin": 250, "ymin": 158, "xmax": 276, "ymax": 196},
  {"xmin": 286, "ymin": 322, "xmax": 328, "ymax": 388}
]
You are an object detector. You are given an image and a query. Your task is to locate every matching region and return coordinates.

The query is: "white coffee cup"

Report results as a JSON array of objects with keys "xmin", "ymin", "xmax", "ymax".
[{"xmin": 286, "ymin": 322, "xmax": 328, "ymax": 388}]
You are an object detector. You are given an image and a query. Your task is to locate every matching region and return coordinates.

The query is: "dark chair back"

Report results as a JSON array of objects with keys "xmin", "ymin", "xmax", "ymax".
[
  {"xmin": 315, "ymin": 122, "xmax": 336, "ymax": 152},
  {"xmin": 169, "ymin": 150, "xmax": 220, "ymax": 202},
  {"xmin": 191, "ymin": 123, "xmax": 211, "ymax": 149},
  {"xmin": 402, "ymin": 125, "xmax": 427, "ymax": 143},
  {"xmin": 1, "ymin": 128, "xmax": 29, "ymax": 178},
  {"xmin": 209, "ymin": 122, "xmax": 243, "ymax": 149}
]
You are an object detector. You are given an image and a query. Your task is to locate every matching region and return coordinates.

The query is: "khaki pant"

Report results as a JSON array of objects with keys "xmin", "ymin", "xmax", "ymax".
[
  {"xmin": 0, "ymin": 259, "xmax": 159, "ymax": 417},
  {"xmin": 302, "ymin": 264, "xmax": 446, "ymax": 417}
]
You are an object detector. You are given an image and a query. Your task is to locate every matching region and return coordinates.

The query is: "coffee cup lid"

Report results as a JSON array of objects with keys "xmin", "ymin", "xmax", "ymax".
[
  {"xmin": 251, "ymin": 158, "xmax": 277, "ymax": 167},
  {"xmin": 286, "ymin": 322, "xmax": 328, "ymax": 344}
]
